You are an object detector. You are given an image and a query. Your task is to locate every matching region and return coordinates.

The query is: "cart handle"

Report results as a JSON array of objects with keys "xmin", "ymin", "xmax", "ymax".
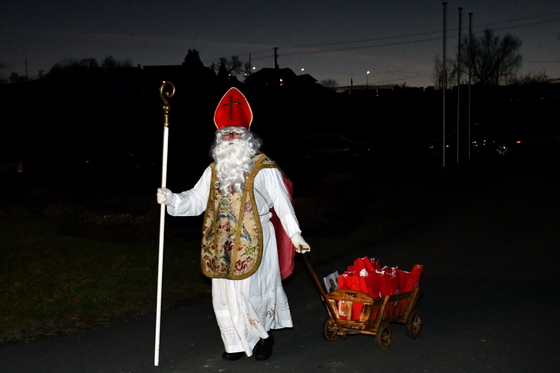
[{"xmin": 301, "ymin": 254, "xmax": 340, "ymax": 320}]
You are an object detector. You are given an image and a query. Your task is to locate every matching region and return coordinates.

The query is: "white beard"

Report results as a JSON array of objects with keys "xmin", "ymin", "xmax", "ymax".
[{"xmin": 212, "ymin": 138, "xmax": 256, "ymax": 196}]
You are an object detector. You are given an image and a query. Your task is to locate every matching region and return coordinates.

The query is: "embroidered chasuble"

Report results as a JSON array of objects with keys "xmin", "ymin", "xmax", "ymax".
[{"xmin": 201, "ymin": 154, "xmax": 289, "ymax": 280}]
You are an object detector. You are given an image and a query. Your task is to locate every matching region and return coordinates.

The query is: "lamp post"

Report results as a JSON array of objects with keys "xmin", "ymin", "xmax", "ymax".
[{"xmin": 366, "ymin": 71, "xmax": 370, "ymax": 88}]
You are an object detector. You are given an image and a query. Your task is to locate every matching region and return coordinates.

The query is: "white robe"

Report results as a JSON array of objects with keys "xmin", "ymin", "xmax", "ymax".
[{"xmin": 167, "ymin": 166, "xmax": 301, "ymax": 356}]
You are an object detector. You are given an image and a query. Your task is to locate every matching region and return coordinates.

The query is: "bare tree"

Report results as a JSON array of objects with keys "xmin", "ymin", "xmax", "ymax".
[
  {"xmin": 433, "ymin": 56, "xmax": 456, "ymax": 89},
  {"xmin": 78, "ymin": 58, "xmax": 100, "ymax": 69},
  {"xmin": 320, "ymin": 79, "xmax": 338, "ymax": 90},
  {"xmin": 47, "ymin": 57, "xmax": 99, "ymax": 77},
  {"xmin": 9, "ymin": 72, "xmax": 27, "ymax": 83},
  {"xmin": 47, "ymin": 56, "xmax": 134, "ymax": 79},
  {"xmin": 101, "ymin": 55, "xmax": 133, "ymax": 70},
  {"xmin": 215, "ymin": 56, "xmax": 243, "ymax": 76},
  {"xmin": 458, "ymin": 29, "xmax": 522, "ymax": 85},
  {"xmin": 509, "ymin": 70, "xmax": 549, "ymax": 85},
  {"xmin": 243, "ymin": 61, "xmax": 253, "ymax": 77}
]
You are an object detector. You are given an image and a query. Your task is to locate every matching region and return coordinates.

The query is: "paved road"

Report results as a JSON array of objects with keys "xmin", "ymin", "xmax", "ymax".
[{"xmin": 2, "ymin": 153, "xmax": 560, "ymax": 373}]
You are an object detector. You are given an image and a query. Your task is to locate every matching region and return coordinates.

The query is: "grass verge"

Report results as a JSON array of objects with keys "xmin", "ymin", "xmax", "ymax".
[{"xmin": 0, "ymin": 214, "xmax": 209, "ymax": 345}]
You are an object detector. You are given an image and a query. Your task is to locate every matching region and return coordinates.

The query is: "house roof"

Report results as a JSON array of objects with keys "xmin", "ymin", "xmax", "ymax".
[{"xmin": 244, "ymin": 67, "xmax": 318, "ymax": 89}]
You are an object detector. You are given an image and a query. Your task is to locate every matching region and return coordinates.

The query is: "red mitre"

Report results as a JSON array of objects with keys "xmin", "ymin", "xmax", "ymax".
[{"xmin": 213, "ymin": 87, "xmax": 253, "ymax": 130}]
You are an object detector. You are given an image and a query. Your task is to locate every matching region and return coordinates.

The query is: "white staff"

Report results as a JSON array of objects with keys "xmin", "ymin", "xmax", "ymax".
[{"xmin": 154, "ymin": 81, "xmax": 175, "ymax": 366}]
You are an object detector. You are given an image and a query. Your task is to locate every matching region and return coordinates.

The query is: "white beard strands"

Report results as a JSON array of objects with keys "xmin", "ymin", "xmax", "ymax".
[{"xmin": 212, "ymin": 129, "xmax": 261, "ymax": 196}]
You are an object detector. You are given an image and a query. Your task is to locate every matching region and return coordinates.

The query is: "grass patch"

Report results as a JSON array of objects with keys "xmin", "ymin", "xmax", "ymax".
[{"xmin": 0, "ymin": 214, "xmax": 209, "ymax": 345}]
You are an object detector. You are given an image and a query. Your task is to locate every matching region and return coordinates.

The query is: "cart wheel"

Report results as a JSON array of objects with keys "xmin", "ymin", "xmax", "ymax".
[
  {"xmin": 323, "ymin": 318, "xmax": 339, "ymax": 341},
  {"xmin": 375, "ymin": 322, "xmax": 394, "ymax": 350},
  {"xmin": 406, "ymin": 309, "xmax": 423, "ymax": 339}
]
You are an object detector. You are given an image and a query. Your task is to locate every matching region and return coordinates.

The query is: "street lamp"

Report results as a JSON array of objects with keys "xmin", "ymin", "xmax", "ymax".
[{"xmin": 366, "ymin": 71, "xmax": 370, "ymax": 88}]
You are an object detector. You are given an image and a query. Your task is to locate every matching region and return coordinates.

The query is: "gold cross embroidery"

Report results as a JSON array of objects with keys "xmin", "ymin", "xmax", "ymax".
[{"xmin": 221, "ymin": 94, "xmax": 243, "ymax": 120}]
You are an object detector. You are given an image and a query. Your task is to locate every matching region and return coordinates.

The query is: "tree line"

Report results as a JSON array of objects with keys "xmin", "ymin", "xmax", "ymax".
[
  {"xmin": 2, "ymin": 56, "xmax": 134, "ymax": 84},
  {"xmin": 2, "ymin": 50, "xmax": 252, "ymax": 84},
  {"xmin": 2, "ymin": 29, "xmax": 554, "ymax": 88}
]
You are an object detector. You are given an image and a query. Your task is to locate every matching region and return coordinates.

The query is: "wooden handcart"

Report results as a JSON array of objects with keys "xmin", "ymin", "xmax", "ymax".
[{"xmin": 303, "ymin": 255, "xmax": 423, "ymax": 350}]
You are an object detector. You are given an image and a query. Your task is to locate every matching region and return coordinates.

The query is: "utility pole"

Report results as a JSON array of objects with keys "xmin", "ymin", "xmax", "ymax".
[
  {"xmin": 456, "ymin": 7, "xmax": 462, "ymax": 165},
  {"xmin": 442, "ymin": 2, "xmax": 447, "ymax": 169},
  {"xmin": 25, "ymin": 59, "xmax": 29, "ymax": 80},
  {"xmin": 274, "ymin": 47, "xmax": 279, "ymax": 69},
  {"xmin": 468, "ymin": 12, "xmax": 473, "ymax": 160}
]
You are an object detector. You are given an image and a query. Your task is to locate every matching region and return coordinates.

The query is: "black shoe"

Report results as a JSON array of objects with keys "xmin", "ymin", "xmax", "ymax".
[
  {"xmin": 222, "ymin": 351, "xmax": 244, "ymax": 361},
  {"xmin": 255, "ymin": 333, "xmax": 275, "ymax": 361}
]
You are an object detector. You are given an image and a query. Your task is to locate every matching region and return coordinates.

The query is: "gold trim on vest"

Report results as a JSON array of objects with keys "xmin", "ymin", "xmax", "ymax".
[{"xmin": 200, "ymin": 154, "xmax": 278, "ymax": 279}]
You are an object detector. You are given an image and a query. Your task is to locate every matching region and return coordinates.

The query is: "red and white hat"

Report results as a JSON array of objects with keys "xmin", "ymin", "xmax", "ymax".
[{"xmin": 213, "ymin": 87, "xmax": 253, "ymax": 130}]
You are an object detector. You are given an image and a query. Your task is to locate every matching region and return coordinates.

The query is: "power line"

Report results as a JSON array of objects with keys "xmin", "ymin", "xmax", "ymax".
[
  {"xmin": 485, "ymin": 17, "xmax": 560, "ymax": 34},
  {"xmin": 261, "ymin": 11, "xmax": 560, "ymax": 58},
  {"xmin": 278, "ymin": 11, "xmax": 560, "ymax": 52},
  {"xmin": 279, "ymin": 30, "xmax": 443, "ymax": 50},
  {"xmin": 281, "ymin": 36, "xmax": 442, "ymax": 57},
  {"xmin": 526, "ymin": 60, "xmax": 560, "ymax": 63},
  {"xmin": 277, "ymin": 14, "xmax": 560, "ymax": 57},
  {"xmin": 203, "ymin": 48, "xmax": 273, "ymax": 65},
  {"xmin": 202, "ymin": 10, "xmax": 560, "ymax": 81},
  {"xmin": 474, "ymin": 11, "xmax": 560, "ymax": 28}
]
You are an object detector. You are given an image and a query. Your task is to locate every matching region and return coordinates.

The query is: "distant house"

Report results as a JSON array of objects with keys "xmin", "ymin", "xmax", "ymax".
[
  {"xmin": 244, "ymin": 67, "xmax": 323, "ymax": 91},
  {"xmin": 141, "ymin": 64, "xmax": 327, "ymax": 96}
]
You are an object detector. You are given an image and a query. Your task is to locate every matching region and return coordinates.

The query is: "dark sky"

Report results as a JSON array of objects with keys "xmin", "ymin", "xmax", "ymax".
[{"xmin": 2, "ymin": 0, "xmax": 559, "ymax": 87}]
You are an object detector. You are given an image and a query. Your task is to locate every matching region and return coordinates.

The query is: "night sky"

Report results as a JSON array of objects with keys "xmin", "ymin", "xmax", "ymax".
[{"xmin": 2, "ymin": 0, "xmax": 560, "ymax": 87}]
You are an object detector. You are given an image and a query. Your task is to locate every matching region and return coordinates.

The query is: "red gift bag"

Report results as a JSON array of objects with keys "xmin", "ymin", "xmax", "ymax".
[
  {"xmin": 364, "ymin": 267, "xmax": 396, "ymax": 299},
  {"xmin": 347, "ymin": 256, "xmax": 380, "ymax": 274},
  {"xmin": 337, "ymin": 272, "xmax": 368, "ymax": 320},
  {"xmin": 396, "ymin": 265, "xmax": 423, "ymax": 293}
]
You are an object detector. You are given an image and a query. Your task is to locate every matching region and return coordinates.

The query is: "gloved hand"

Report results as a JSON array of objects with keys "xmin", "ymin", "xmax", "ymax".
[
  {"xmin": 291, "ymin": 232, "xmax": 311, "ymax": 253},
  {"xmin": 157, "ymin": 188, "xmax": 174, "ymax": 206}
]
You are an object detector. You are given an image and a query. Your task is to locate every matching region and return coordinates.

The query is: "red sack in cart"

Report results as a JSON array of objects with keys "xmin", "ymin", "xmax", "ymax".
[
  {"xmin": 337, "ymin": 272, "xmax": 369, "ymax": 320},
  {"xmin": 338, "ymin": 259, "xmax": 383, "ymax": 320},
  {"xmin": 338, "ymin": 272, "xmax": 361, "ymax": 292},
  {"xmin": 365, "ymin": 267, "xmax": 399, "ymax": 299},
  {"xmin": 396, "ymin": 264, "xmax": 423, "ymax": 293},
  {"xmin": 346, "ymin": 256, "xmax": 380, "ymax": 274}
]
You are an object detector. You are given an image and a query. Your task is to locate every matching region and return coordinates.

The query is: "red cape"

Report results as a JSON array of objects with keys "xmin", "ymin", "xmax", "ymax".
[{"xmin": 270, "ymin": 177, "xmax": 296, "ymax": 280}]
